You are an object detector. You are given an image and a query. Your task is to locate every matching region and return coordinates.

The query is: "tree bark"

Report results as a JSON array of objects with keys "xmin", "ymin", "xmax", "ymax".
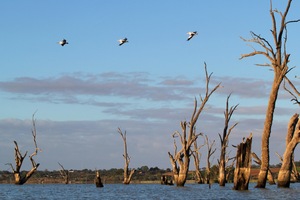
[
  {"xmin": 278, "ymin": 113, "xmax": 300, "ymax": 187},
  {"xmin": 233, "ymin": 133, "xmax": 252, "ymax": 190}
]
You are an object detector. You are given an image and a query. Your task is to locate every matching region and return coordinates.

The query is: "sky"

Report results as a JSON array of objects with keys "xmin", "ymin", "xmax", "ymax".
[{"xmin": 0, "ymin": 0, "xmax": 300, "ymax": 171}]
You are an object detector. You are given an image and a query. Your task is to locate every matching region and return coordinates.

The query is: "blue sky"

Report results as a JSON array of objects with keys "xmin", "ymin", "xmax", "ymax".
[{"xmin": 0, "ymin": 0, "xmax": 300, "ymax": 171}]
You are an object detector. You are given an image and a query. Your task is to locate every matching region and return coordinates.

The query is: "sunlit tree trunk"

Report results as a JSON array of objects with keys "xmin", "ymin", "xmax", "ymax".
[
  {"xmin": 168, "ymin": 63, "xmax": 220, "ymax": 187},
  {"xmin": 278, "ymin": 113, "xmax": 300, "ymax": 187},
  {"xmin": 240, "ymin": 0, "xmax": 298, "ymax": 188}
]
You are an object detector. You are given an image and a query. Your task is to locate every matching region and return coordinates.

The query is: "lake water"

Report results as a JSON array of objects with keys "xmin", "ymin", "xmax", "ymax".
[{"xmin": 0, "ymin": 183, "xmax": 299, "ymax": 200}]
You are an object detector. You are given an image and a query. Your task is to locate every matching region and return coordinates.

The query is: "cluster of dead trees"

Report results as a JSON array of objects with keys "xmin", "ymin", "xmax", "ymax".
[{"xmin": 167, "ymin": 0, "xmax": 300, "ymax": 190}]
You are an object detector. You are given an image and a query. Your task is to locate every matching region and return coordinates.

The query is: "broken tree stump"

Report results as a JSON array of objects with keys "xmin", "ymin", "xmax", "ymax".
[{"xmin": 233, "ymin": 133, "xmax": 252, "ymax": 190}]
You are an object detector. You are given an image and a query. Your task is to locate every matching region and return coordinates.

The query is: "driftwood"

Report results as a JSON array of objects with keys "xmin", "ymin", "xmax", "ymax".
[{"xmin": 233, "ymin": 133, "xmax": 252, "ymax": 190}]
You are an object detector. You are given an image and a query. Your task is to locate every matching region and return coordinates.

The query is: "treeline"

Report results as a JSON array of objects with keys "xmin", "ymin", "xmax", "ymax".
[{"xmin": 1, "ymin": 162, "xmax": 298, "ymax": 185}]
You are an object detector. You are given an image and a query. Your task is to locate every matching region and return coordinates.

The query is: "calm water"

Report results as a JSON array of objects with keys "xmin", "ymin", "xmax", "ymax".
[{"xmin": 0, "ymin": 183, "xmax": 299, "ymax": 200}]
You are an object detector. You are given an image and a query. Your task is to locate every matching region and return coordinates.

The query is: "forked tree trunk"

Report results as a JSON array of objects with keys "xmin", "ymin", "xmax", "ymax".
[
  {"xmin": 95, "ymin": 171, "xmax": 104, "ymax": 187},
  {"xmin": 219, "ymin": 94, "xmax": 238, "ymax": 186},
  {"xmin": 233, "ymin": 133, "xmax": 252, "ymax": 190},
  {"xmin": 240, "ymin": 0, "xmax": 298, "ymax": 188},
  {"xmin": 278, "ymin": 113, "xmax": 300, "ymax": 187},
  {"xmin": 7, "ymin": 113, "xmax": 41, "ymax": 185},
  {"xmin": 205, "ymin": 135, "xmax": 216, "ymax": 188},
  {"xmin": 168, "ymin": 64, "xmax": 220, "ymax": 187},
  {"xmin": 118, "ymin": 128, "xmax": 135, "ymax": 184}
]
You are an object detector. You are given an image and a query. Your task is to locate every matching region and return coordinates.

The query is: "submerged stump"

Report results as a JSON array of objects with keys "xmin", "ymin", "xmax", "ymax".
[
  {"xmin": 95, "ymin": 171, "xmax": 104, "ymax": 188},
  {"xmin": 233, "ymin": 133, "xmax": 252, "ymax": 190}
]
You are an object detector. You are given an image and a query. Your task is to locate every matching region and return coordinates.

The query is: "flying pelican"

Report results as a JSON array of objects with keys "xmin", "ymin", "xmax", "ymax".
[
  {"xmin": 118, "ymin": 38, "xmax": 128, "ymax": 46},
  {"xmin": 58, "ymin": 39, "xmax": 68, "ymax": 46},
  {"xmin": 187, "ymin": 31, "xmax": 198, "ymax": 41}
]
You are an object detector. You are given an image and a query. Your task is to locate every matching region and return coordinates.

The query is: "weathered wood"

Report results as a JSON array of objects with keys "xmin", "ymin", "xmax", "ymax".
[
  {"xmin": 278, "ymin": 113, "xmax": 300, "ymax": 187},
  {"xmin": 233, "ymin": 133, "xmax": 252, "ymax": 190}
]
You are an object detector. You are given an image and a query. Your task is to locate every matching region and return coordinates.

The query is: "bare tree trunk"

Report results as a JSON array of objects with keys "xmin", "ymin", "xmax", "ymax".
[
  {"xmin": 219, "ymin": 94, "xmax": 238, "ymax": 186},
  {"xmin": 240, "ymin": 0, "xmax": 299, "ymax": 188},
  {"xmin": 7, "ymin": 113, "xmax": 41, "ymax": 185},
  {"xmin": 192, "ymin": 134, "xmax": 205, "ymax": 184},
  {"xmin": 118, "ymin": 128, "xmax": 135, "ymax": 184},
  {"xmin": 278, "ymin": 113, "xmax": 300, "ymax": 187},
  {"xmin": 168, "ymin": 63, "xmax": 220, "ymax": 187},
  {"xmin": 251, "ymin": 152, "xmax": 275, "ymax": 185},
  {"xmin": 205, "ymin": 135, "xmax": 216, "ymax": 189},
  {"xmin": 233, "ymin": 133, "xmax": 252, "ymax": 190},
  {"xmin": 95, "ymin": 171, "xmax": 104, "ymax": 187},
  {"xmin": 58, "ymin": 162, "xmax": 69, "ymax": 184}
]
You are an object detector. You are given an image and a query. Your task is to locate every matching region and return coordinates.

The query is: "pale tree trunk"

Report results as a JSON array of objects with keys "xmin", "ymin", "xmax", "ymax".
[
  {"xmin": 118, "ymin": 128, "xmax": 135, "ymax": 184},
  {"xmin": 58, "ymin": 162, "xmax": 69, "ymax": 184},
  {"xmin": 168, "ymin": 63, "xmax": 220, "ymax": 187},
  {"xmin": 251, "ymin": 152, "xmax": 275, "ymax": 185},
  {"xmin": 7, "ymin": 113, "xmax": 41, "ymax": 185},
  {"xmin": 233, "ymin": 133, "xmax": 252, "ymax": 190},
  {"xmin": 278, "ymin": 113, "xmax": 300, "ymax": 187},
  {"xmin": 192, "ymin": 133, "xmax": 205, "ymax": 184},
  {"xmin": 205, "ymin": 135, "xmax": 216, "ymax": 189},
  {"xmin": 219, "ymin": 94, "xmax": 238, "ymax": 186},
  {"xmin": 240, "ymin": 0, "xmax": 298, "ymax": 188}
]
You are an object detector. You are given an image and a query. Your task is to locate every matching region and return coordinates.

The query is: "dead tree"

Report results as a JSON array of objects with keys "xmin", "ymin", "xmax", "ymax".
[
  {"xmin": 191, "ymin": 132, "xmax": 205, "ymax": 184},
  {"xmin": 240, "ymin": 0, "xmax": 300, "ymax": 188},
  {"xmin": 205, "ymin": 135, "xmax": 216, "ymax": 189},
  {"xmin": 251, "ymin": 152, "xmax": 275, "ymax": 184},
  {"xmin": 7, "ymin": 113, "xmax": 41, "ymax": 185},
  {"xmin": 277, "ymin": 113, "xmax": 300, "ymax": 187},
  {"xmin": 168, "ymin": 63, "xmax": 221, "ymax": 187},
  {"xmin": 118, "ymin": 128, "xmax": 135, "ymax": 184},
  {"xmin": 58, "ymin": 162, "xmax": 69, "ymax": 184},
  {"xmin": 218, "ymin": 94, "xmax": 238, "ymax": 186},
  {"xmin": 233, "ymin": 133, "xmax": 252, "ymax": 190},
  {"xmin": 225, "ymin": 157, "xmax": 236, "ymax": 183},
  {"xmin": 95, "ymin": 170, "xmax": 104, "ymax": 187}
]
